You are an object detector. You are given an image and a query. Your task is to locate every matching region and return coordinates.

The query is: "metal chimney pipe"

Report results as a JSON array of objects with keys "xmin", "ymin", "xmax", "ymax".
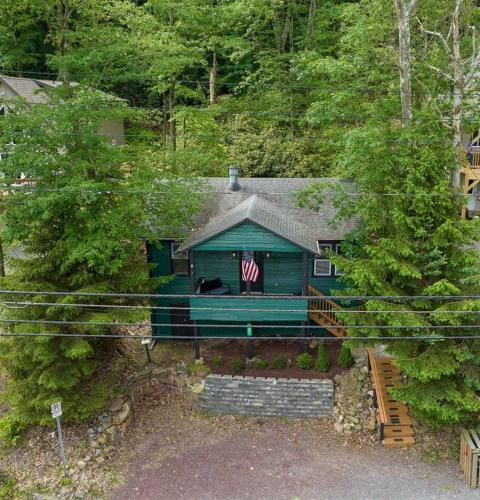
[{"xmin": 228, "ymin": 164, "xmax": 240, "ymax": 191}]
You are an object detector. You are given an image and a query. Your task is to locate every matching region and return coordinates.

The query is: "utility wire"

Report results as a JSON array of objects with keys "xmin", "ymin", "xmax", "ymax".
[
  {"xmin": 2, "ymin": 318, "xmax": 480, "ymax": 330},
  {"xmin": 0, "ymin": 332, "xmax": 478, "ymax": 341},
  {"xmin": 2, "ymin": 186, "xmax": 472, "ymax": 198},
  {"xmin": 5, "ymin": 69, "xmax": 480, "ymax": 96},
  {"xmin": 3, "ymin": 300, "xmax": 480, "ymax": 315},
  {"xmin": 1, "ymin": 290, "xmax": 480, "ymax": 301}
]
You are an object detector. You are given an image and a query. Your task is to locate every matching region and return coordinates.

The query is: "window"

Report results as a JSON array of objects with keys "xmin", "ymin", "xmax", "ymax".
[
  {"xmin": 171, "ymin": 241, "xmax": 189, "ymax": 276},
  {"xmin": 313, "ymin": 243, "xmax": 332, "ymax": 276}
]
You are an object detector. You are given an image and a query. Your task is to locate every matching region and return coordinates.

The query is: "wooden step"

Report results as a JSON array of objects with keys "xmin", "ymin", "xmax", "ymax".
[
  {"xmin": 383, "ymin": 436, "xmax": 415, "ymax": 448},
  {"xmin": 383, "ymin": 425, "xmax": 414, "ymax": 438}
]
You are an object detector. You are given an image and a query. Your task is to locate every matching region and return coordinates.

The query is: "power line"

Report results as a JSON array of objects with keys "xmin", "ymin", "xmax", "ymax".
[
  {"xmin": 2, "ymin": 185, "xmax": 472, "ymax": 198},
  {"xmin": 2, "ymin": 318, "xmax": 480, "ymax": 330},
  {"xmin": 1, "ymin": 290, "xmax": 479, "ymax": 301},
  {"xmin": 0, "ymin": 332, "xmax": 478, "ymax": 341},
  {"xmin": 3, "ymin": 300, "xmax": 480, "ymax": 315},
  {"xmin": 4, "ymin": 69, "xmax": 480, "ymax": 98}
]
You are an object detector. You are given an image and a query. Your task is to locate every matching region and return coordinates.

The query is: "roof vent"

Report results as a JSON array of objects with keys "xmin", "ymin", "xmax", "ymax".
[{"xmin": 228, "ymin": 164, "xmax": 240, "ymax": 191}]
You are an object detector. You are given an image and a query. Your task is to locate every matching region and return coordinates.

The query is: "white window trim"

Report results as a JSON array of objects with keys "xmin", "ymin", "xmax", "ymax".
[{"xmin": 314, "ymin": 259, "xmax": 332, "ymax": 277}]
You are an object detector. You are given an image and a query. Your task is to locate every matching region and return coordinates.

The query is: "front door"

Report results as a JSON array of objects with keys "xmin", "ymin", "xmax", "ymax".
[{"xmin": 240, "ymin": 251, "xmax": 264, "ymax": 293}]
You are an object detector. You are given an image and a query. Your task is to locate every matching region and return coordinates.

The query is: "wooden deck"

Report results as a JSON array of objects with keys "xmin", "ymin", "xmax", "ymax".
[
  {"xmin": 307, "ymin": 285, "xmax": 346, "ymax": 337},
  {"xmin": 368, "ymin": 348, "xmax": 415, "ymax": 448}
]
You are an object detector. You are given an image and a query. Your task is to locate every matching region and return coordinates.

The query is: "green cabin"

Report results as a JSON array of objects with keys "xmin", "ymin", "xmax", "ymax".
[{"xmin": 147, "ymin": 167, "xmax": 359, "ymax": 346}]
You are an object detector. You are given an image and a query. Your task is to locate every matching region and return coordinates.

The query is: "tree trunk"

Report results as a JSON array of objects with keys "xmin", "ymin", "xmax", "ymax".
[
  {"xmin": 169, "ymin": 83, "xmax": 176, "ymax": 151},
  {"xmin": 0, "ymin": 238, "xmax": 5, "ymax": 277},
  {"xmin": 395, "ymin": 0, "xmax": 418, "ymax": 127},
  {"xmin": 451, "ymin": 0, "xmax": 464, "ymax": 188},
  {"xmin": 209, "ymin": 49, "xmax": 217, "ymax": 106}
]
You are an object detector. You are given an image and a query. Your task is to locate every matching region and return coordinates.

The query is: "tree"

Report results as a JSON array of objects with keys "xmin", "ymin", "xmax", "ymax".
[
  {"xmin": 0, "ymin": 87, "xmax": 199, "ymax": 439},
  {"xmin": 303, "ymin": 113, "xmax": 480, "ymax": 426},
  {"xmin": 395, "ymin": 0, "xmax": 418, "ymax": 126}
]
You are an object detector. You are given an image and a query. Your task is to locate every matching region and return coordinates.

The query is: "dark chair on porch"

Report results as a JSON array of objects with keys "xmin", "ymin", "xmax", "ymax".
[{"xmin": 195, "ymin": 277, "xmax": 231, "ymax": 295}]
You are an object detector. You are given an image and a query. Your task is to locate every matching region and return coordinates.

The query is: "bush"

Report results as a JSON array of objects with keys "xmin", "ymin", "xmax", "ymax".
[
  {"xmin": 337, "ymin": 345, "xmax": 354, "ymax": 368},
  {"xmin": 271, "ymin": 356, "xmax": 288, "ymax": 369},
  {"xmin": 316, "ymin": 343, "xmax": 330, "ymax": 372},
  {"xmin": 296, "ymin": 352, "xmax": 314, "ymax": 370},
  {"xmin": 0, "ymin": 413, "xmax": 25, "ymax": 446},
  {"xmin": 255, "ymin": 358, "xmax": 268, "ymax": 369},
  {"xmin": 230, "ymin": 358, "xmax": 246, "ymax": 373},
  {"xmin": 213, "ymin": 355, "xmax": 223, "ymax": 368}
]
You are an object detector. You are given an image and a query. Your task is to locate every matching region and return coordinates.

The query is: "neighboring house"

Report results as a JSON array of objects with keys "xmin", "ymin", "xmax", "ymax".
[
  {"xmin": 0, "ymin": 75, "xmax": 125, "ymax": 145},
  {"xmin": 148, "ymin": 167, "xmax": 359, "ymax": 352}
]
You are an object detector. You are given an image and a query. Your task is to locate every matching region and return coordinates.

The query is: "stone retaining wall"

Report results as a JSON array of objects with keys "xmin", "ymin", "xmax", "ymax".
[{"xmin": 198, "ymin": 374, "xmax": 334, "ymax": 418}]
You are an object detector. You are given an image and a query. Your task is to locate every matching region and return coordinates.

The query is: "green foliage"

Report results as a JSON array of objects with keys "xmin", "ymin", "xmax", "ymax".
[
  {"xmin": 230, "ymin": 358, "xmax": 246, "ymax": 373},
  {"xmin": 0, "ymin": 413, "xmax": 24, "ymax": 446},
  {"xmin": 213, "ymin": 355, "xmax": 223, "ymax": 368},
  {"xmin": 271, "ymin": 356, "xmax": 288, "ymax": 369},
  {"xmin": 255, "ymin": 358, "xmax": 268, "ymax": 369},
  {"xmin": 337, "ymin": 345, "xmax": 354, "ymax": 368},
  {"xmin": 0, "ymin": 88, "xmax": 198, "ymax": 430},
  {"xmin": 315, "ymin": 344, "xmax": 330, "ymax": 372},
  {"xmin": 296, "ymin": 352, "xmax": 314, "ymax": 370},
  {"xmin": 0, "ymin": 470, "xmax": 16, "ymax": 499}
]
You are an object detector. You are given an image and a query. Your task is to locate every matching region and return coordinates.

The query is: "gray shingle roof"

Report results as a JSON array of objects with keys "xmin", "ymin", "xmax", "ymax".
[
  {"xmin": 0, "ymin": 75, "xmax": 48, "ymax": 104},
  {"xmin": 174, "ymin": 177, "xmax": 359, "ymax": 252},
  {"xmin": 178, "ymin": 194, "xmax": 319, "ymax": 253}
]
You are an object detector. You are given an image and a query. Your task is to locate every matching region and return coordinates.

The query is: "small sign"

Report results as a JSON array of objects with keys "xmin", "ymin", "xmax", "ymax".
[{"xmin": 51, "ymin": 401, "xmax": 62, "ymax": 418}]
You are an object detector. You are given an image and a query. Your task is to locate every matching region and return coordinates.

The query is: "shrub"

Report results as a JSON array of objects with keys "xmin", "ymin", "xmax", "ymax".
[
  {"xmin": 337, "ymin": 345, "xmax": 354, "ymax": 368},
  {"xmin": 213, "ymin": 355, "xmax": 223, "ymax": 368},
  {"xmin": 230, "ymin": 358, "xmax": 246, "ymax": 373},
  {"xmin": 0, "ymin": 414, "xmax": 25, "ymax": 446},
  {"xmin": 271, "ymin": 356, "xmax": 288, "ymax": 369},
  {"xmin": 296, "ymin": 352, "xmax": 314, "ymax": 370},
  {"xmin": 255, "ymin": 358, "xmax": 268, "ymax": 369},
  {"xmin": 316, "ymin": 343, "xmax": 330, "ymax": 372}
]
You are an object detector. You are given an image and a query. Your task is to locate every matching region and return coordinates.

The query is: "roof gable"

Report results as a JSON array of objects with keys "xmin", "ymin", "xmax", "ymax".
[{"xmin": 178, "ymin": 195, "xmax": 317, "ymax": 253}]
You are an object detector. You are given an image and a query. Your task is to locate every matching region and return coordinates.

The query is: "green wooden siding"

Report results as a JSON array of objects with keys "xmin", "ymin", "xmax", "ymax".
[
  {"xmin": 194, "ymin": 251, "xmax": 240, "ymax": 294},
  {"xmin": 263, "ymin": 252, "xmax": 304, "ymax": 294},
  {"xmin": 195, "ymin": 221, "xmax": 303, "ymax": 252},
  {"xmin": 190, "ymin": 296, "xmax": 308, "ymax": 322}
]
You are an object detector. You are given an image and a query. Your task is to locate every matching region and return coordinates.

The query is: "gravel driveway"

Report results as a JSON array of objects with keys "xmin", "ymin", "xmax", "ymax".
[{"xmin": 110, "ymin": 415, "xmax": 473, "ymax": 500}]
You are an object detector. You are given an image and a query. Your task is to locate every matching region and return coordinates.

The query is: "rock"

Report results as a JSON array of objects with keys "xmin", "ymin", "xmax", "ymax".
[
  {"xmin": 90, "ymin": 440, "xmax": 99, "ymax": 448},
  {"xmin": 84, "ymin": 454, "xmax": 92, "ymax": 462},
  {"xmin": 74, "ymin": 489, "xmax": 87, "ymax": 499},
  {"xmin": 361, "ymin": 365, "xmax": 369, "ymax": 374},
  {"xmin": 366, "ymin": 415, "xmax": 377, "ymax": 431},
  {"xmin": 98, "ymin": 412, "xmax": 112, "ymax": 427},
  {"xmin": 77, "ymin": 460, "xmax": 87, "ymax": 470},
  {"xmin": 109, "ymin": 397, "xmax": 125, "ymax": 413},
  {"xmin": 113, "ymin": 402, "xmax": 132, "ymax": 426},
  {"xmin": 190, "ymin": 382, "xmax": 204, "ymax": 394},
  {"xmin": 95, "ymin": 456, "xmax": 105, "ymax": 464},
  {"xmin": 354, "ymin": 424, "xmax": 362, "ymax": 431},
  {"xmin": 97, "ymin": 434, "xmax": 108, "ymax": 445},
  {"xmin": 334, "ymin": 422, "xmax": 344, "ymax": 434}
]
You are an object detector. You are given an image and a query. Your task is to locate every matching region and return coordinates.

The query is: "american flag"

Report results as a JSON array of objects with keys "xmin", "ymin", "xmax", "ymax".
[{"xmin": 242, "ymin": 249, "xmax": 259, "ymax": 283}]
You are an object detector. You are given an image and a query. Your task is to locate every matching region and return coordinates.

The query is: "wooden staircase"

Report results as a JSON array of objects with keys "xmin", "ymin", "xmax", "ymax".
[
  {"xmin": 307, "ymin": 285, "xmax": 346, "ymax": 337},
  {"xmin": 368, "ymin": 348, "xmax": 415, "ymax": 448}
]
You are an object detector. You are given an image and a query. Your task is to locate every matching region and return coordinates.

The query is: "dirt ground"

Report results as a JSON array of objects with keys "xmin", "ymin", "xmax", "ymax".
[
  {"xmin": 109, "ymin": 397, "xmax": 473, "ymax": 500},
  {"xmin": 203, "ymin": 339, "xmax": 346, "ymax": 379}
]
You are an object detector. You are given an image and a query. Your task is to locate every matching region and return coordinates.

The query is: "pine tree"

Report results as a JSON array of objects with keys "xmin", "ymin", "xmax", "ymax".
[
  {"xmin": 309, "ymin": 113, "xmax": 480, "ymax": 426},
  {"xmin": 316, "ymin": 343, "xmax": 330, "ymax": 372},
  {"xmin": 337, "ymin": 345, "xmax": 354, "ymax": 368},
  {"xmin": 0, "ymin": 87, "xmax": 199, "ymax": 440}
]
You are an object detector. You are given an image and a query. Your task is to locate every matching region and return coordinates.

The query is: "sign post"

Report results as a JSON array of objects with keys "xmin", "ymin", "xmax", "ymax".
[{"xmin": 51, "ymin": 402, "xmax": 68, "ymax": 477}]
